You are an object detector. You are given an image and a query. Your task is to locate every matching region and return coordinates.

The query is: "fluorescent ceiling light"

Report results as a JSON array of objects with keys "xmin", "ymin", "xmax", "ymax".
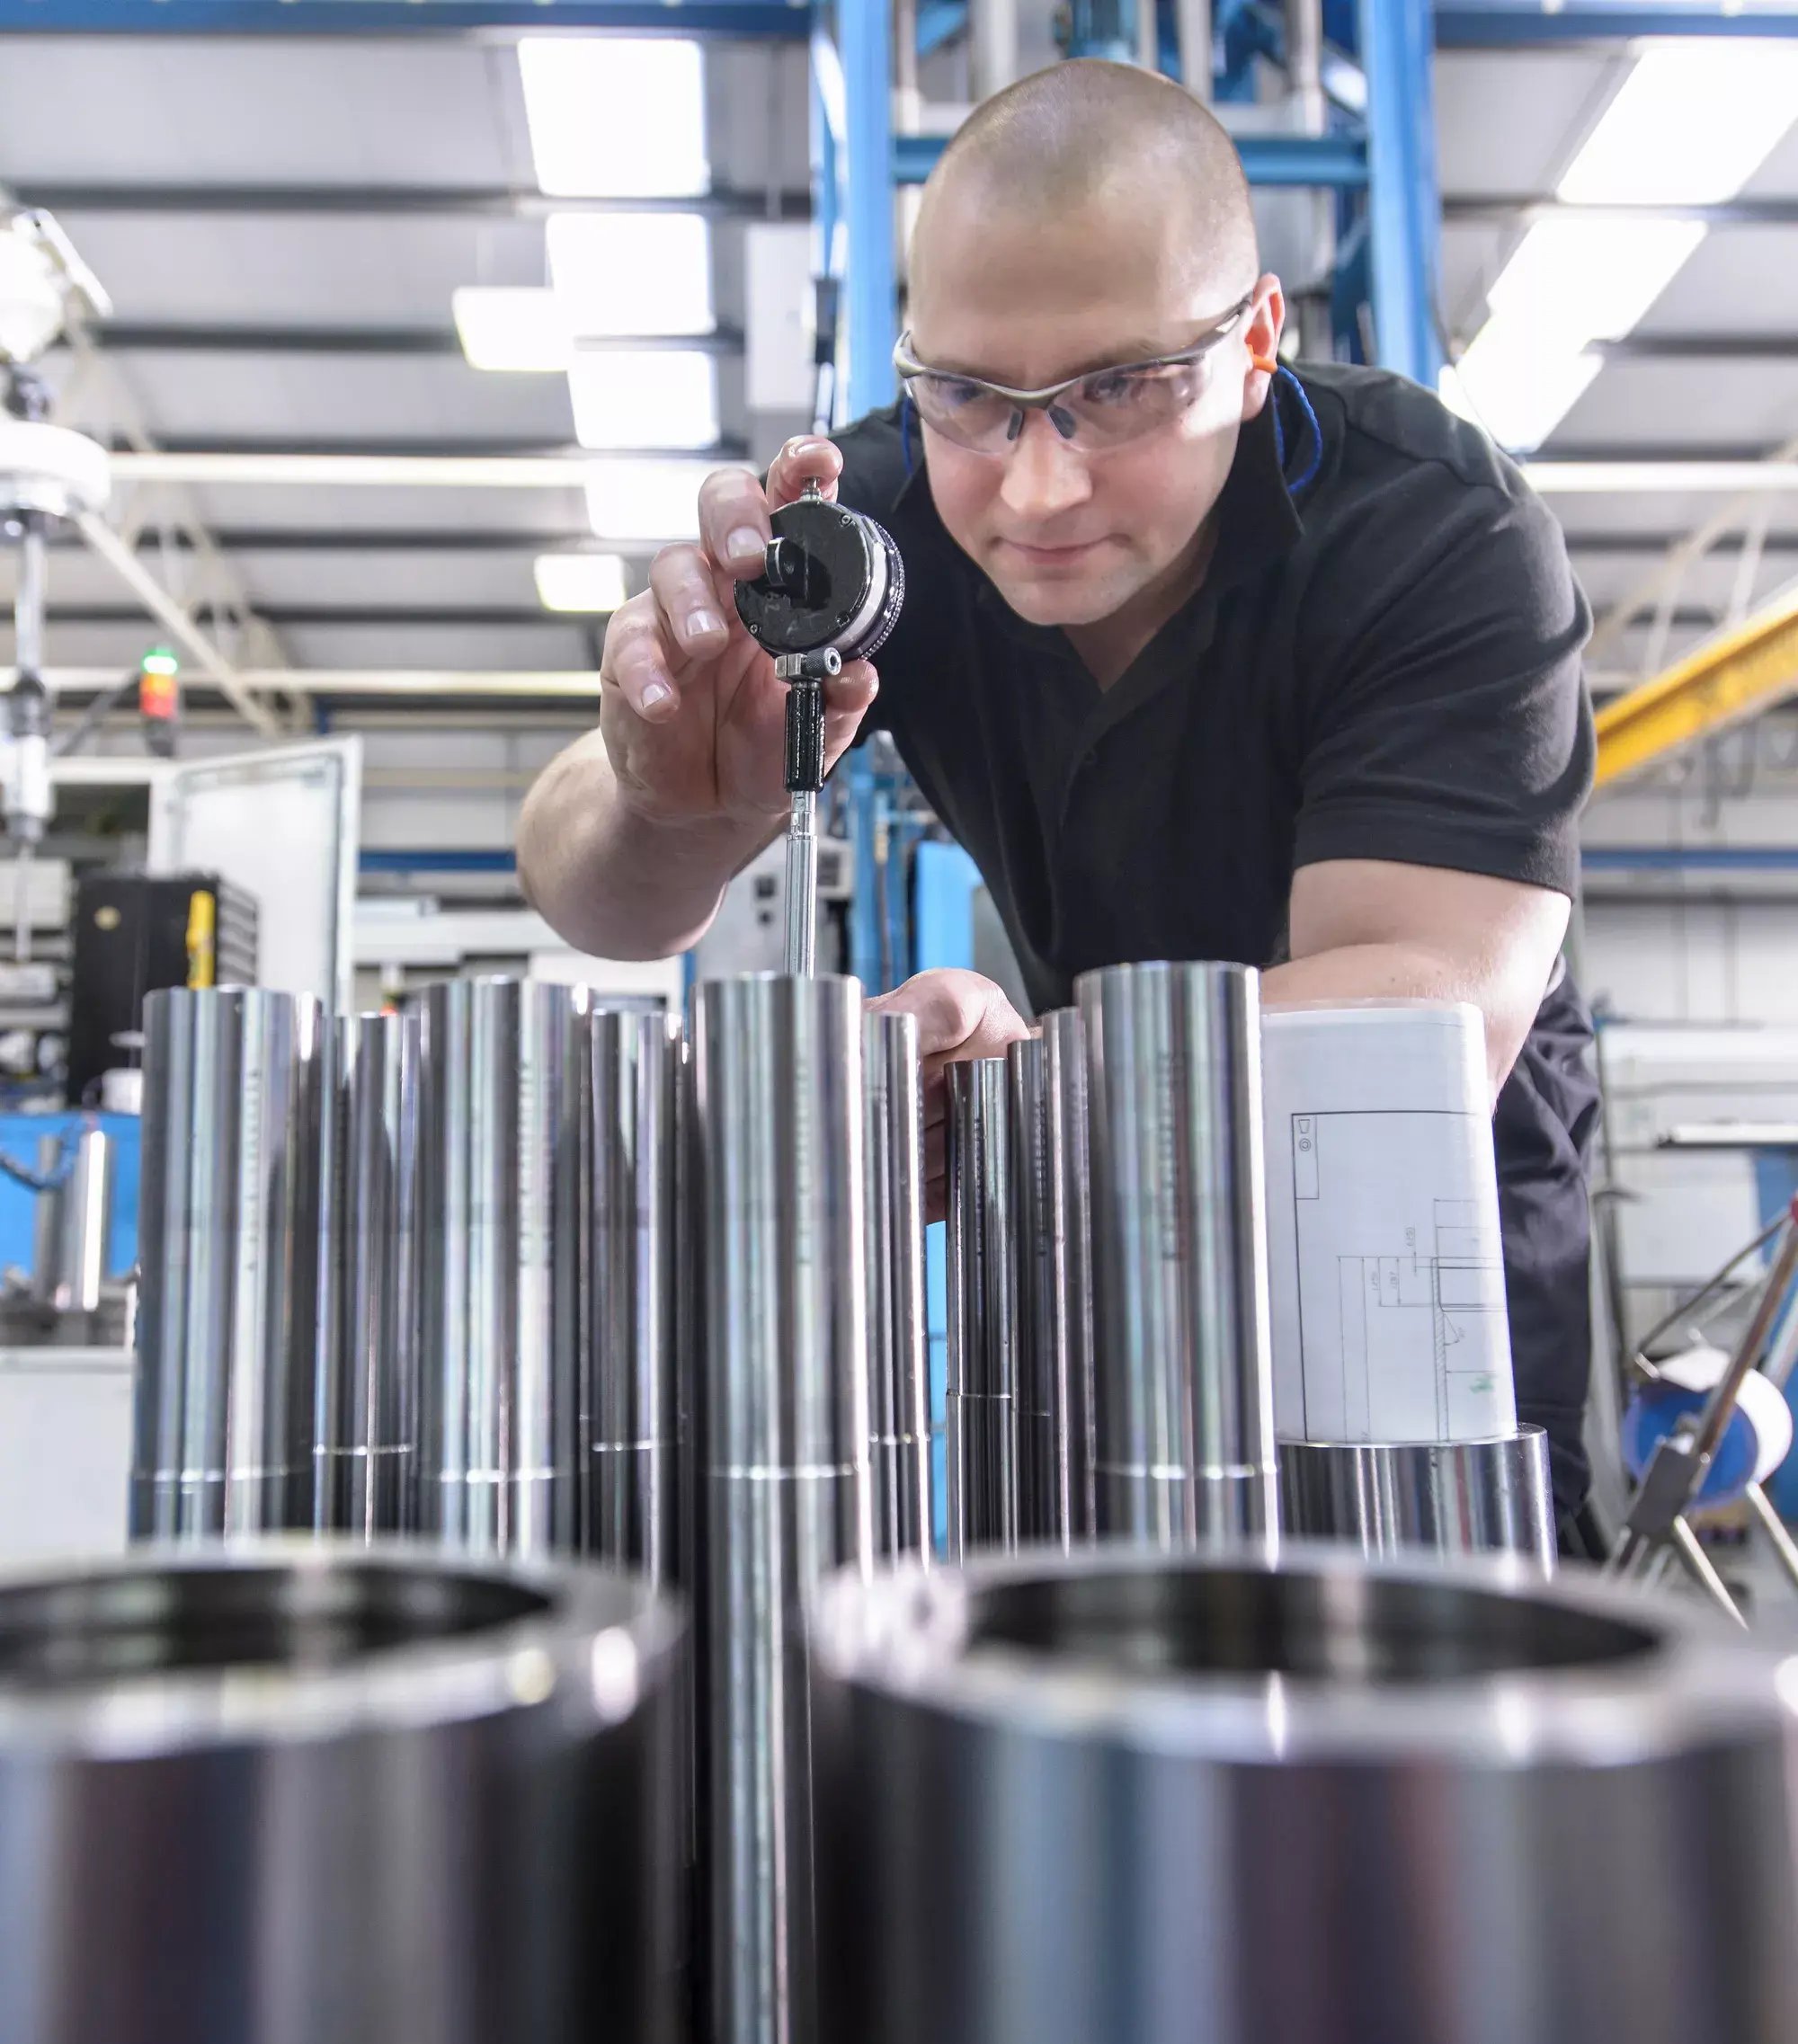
[
  {"xmin": 452, "ymin": 287, "xmax": 573, "ymax": 372},
  {"xmin": 568, "ymin": 351, "xmax": 718, "ymax": 450},
  {"xmin": 583, "ymin": 457, "xmax": 720, "ymax": 541},
  {"xmin": 535, "ymin": 552, "xmax": 630, "ymax": 612},
  {"xmin": 518, "ymin": 36, "xmax": 709, "ymax": 199},
  {"xmin": 1557, "ymin": 41, "xmax": 1798, "ymax": 206},
  {"xmin": 1485, "ymin": 216, "xmax": 1705, "ymax": 348},
  {"xmin": 1448, "ymin": 322, "xmax": 1603, "ymax": 454},
  {"xmin": 547, "ymin": 212, "xmax": 714, "ymax": 336}
]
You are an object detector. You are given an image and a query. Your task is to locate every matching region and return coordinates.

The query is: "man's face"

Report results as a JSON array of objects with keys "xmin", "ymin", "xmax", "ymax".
[{"xmin": 906, "ymin": 194, "xmax": 1278, "ymax": 628}]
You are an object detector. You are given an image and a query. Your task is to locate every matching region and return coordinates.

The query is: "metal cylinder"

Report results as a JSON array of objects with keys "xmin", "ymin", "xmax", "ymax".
[
  {"xmin": 13, "ymin": 519, "xmax": 45, "ymax": 678},
  {"xmin": 1041, "ymin": 1009, "xmax": 1096, "ymax": 1542},
  {"xmin": 945, "ymin": 1059, "xmax": 1019, "ymax": 1557},
  {"xmin": 1007, "ymin": 1038, "xmax": 1064, "ymax": 1542},
  {"xmin": 414, "ymin": 978, "xmax": 590, "ymax": 1557},
  {"xmin": 132, "ymin": 988, "xmax": 324, "ymax": 1540},
  {"xmin": 31, "ymin": 1126, "xmax": 113, "ymax": 1313},
  {"xmin": 316, "ymin": 1012, "xmax": 420, "ymax": 1537},
  {"xmin": 865, "ymin": 1010, "xmax": 930, "ymax": 1559},
  {"xmin": 586, "ymin": 1008, "xmax": 681, "ymax": 1586},
  {"xmin": 691, "ymin": 973, "xmax": 872, "ymax": 2044},
  {"xmin": 1076, "ymin": 961, "xmax": 1276, "ymax": 1545},
  {"xmin": 0, "ymin": 1543, "xmax": 687, "ymax": 2044},
  {"xmin": 814, "ymin": 1546, "xmax": 1798, "ymax": 2044},
  {"xmin": 1279, "ymin": 1426, "xmax": 1556, "ymax": 1571}
]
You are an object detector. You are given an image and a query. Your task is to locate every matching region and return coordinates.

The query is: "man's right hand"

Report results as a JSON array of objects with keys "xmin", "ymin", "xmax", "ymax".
[{"xmin": 600, "ymin": 434, "xmax": 882, "ymax": 829}]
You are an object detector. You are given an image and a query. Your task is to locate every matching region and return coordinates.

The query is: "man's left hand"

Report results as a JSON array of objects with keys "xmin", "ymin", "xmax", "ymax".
[{"xmin": 867, "ymin": 969, "xmax": 1033, "ymax": 1221}]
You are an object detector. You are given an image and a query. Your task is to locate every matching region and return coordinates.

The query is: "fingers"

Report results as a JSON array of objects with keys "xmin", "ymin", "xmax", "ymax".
[
  {"xmin": 601, "ymin": 593, "xmax": 681, "ymax": 723},
  {"xmin": 822, "ymin": 660, "xmax": 879, "ymax": 758},
  {"xmin": 647, "ymin": 544, "xmax": 732, "ymax": 660},
  {"xmin": 868, "ymin": 968, "xmax": 1033, "ymax": 1066},
  {"xmin": 698, "ymin": 437, "xmax": 842, "ymax": 578}
]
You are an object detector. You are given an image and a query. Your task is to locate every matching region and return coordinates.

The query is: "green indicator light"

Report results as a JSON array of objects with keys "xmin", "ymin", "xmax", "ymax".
[{"xmin": 141, "ymin": 649, "xmax": 179, "ymax": 678}]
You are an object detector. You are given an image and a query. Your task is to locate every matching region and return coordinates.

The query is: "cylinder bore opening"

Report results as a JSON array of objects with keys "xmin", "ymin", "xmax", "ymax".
[
  {"xmin": 965, "ymin": 1567, "xmax": 1661, "ymax": 1685},
  {"xmin": 0, "ymin": 1563, "xmax": 554, "ymax": 1692}
]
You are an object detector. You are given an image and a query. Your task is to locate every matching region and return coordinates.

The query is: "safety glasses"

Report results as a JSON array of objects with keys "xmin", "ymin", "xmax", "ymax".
[{"xmin": 892, "ymin": 294, "xmax": 1254, "ymax": 454}]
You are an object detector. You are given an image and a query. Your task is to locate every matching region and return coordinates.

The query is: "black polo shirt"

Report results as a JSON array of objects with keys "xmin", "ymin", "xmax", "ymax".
[{"xmin": 834, "ymin": 361, "xmax": 1600, "ymax": 1517}]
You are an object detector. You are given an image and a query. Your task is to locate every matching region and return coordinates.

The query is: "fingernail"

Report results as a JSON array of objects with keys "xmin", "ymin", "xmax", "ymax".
[
  {"xmin": 727, "ymin": 526, "xmax": 764, "ymax": 564},
  {"xmin": 640, "ymin": 680, "xmax": 675, "ymax": 714},
  {"xmin": 685, "ymin": 609, "xmax": 724, "ymax": 643}
]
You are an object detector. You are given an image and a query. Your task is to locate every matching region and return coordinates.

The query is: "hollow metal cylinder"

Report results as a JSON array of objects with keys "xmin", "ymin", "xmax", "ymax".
[
  {"xmin": 414, "ymin": 978, "xmax": 590, "ymax": 1557},
  {"xmin": 691, "ymin": 973, "xmax": 872, "ymax": 2044},
  {"xmin": 814, "ymin": 1546, "xmax": 1798, "ymax": 2044},
  {"xmin": 586, "ymin": 1008, "xmax": 681, "ymax": 1586},
  {"xmin": 316, "ymin": 1012, "xmax": 420, "ymax": 1537},
  {"xmin": 1041, "ymin": 1009, "xmax": 1096, "ymax": 1542},
  {"xmin": 1076, "ymin": 961, "xmax": 1277, "ymax": 1545},
  {"xmin": 0, "ymin": 1543, "xmax": 687, "ymax": 2044},
  {"xmin": 865, "ymin": 1011, "xmax": 930, "ymax": 1559},
  {"xmin": 1279, "ymin": 1426, "xmax": 1556, "ymax": 1572},
  {"xmin": 945, "ymin": 1059, "xmax": 1019, "ymax": 1558},
  {"xmin": 132, "ymin": 988, "xmax": 324, "ymax": 1540},
  {"xmin": 31, "ymin": 1126, "xmax": 113, "ymax": 1313}
]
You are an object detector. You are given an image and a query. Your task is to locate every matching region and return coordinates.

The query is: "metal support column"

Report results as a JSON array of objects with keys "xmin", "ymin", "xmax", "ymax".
[
  {"xmin": 838, "ymin": 0, "xmax": 897, "ymax": 419},
  {"xmin": 1357, "ymin": 0, "xmax": 1441, "ymax": 387}
]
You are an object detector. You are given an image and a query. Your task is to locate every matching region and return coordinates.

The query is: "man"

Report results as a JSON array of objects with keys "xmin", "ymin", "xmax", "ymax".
[{"xmin": 519, "ymin": 60, "xmax": 1599, "ymax": 1524}]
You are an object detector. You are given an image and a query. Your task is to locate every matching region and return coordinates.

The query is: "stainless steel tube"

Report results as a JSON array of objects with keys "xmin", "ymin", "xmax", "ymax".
[
  {"xmin": 414, "ymin": 978, "xmax": 590, "ymax": 1557},
  {"xmin": 814, "ymin": 1546, "xmax": 1798, "ymax": 2044},
  {"xmin": 586, "ymin": 1008, "xmax": 681, "ymax": 1586},
  {"xmin": 0, "ymin": 1544, "xmax": 687, "ymax": 2044},
  {"xmin": 691, "ymin": 973, "xmax": 872, "ymax": 2044},
  {"xmin": 31, "ymin": 1126, "xmax": 113, "ymax": 1312},
  {"xmin": 13, "ymin": 520, "xmax": 44, "ymax": 678},
  {"xmin": 865, "ymin": 1011, "xmax": 930, "ymax": 1558},
  {"xmin": 1041, "ymin": 1009, "xmax": 1096, "ymax": 1542},
  {"xmin": 1009, "ymin": 1037, "xmax": 1075, "ymax": 1545},
  {"xmin": 132, "ymin": 988, "xmax": 324, "ymax": 1539},
  {"xmin": 944, "ymin": 1059, "xmax": 1019, "ymax": 1557},
  {"xmin": 316, "ymin": 1012, "xmax": 420, "ymax": 1536},
  {"xmin": 1076, "ymin": 961, "xmax": 1277, "ymax": 1544},
  {"xmin": 1279, "ymin": 1429, "xmax": 1556, "ymax": 1572}
]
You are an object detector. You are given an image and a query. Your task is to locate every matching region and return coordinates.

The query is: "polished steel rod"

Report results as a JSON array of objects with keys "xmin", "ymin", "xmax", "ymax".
[
  {"xmin": 1076, "ymin": 961, "xmax": 1277, "ymax": 1546},
  {"xmin": 944, "ymin": 1058, "xmax": 1019, "ymax": 1557},
  {"xmin": 132, "ymin": 987, "xmax": 325, "ymax": 1539},
  {"xmin": 1007, "ymin": 1037, "xmax": 1064, "ymax": 1543},
  {"xmin": 692, "ymin": 973, "xmax": 872, "ymax": 2044},
  {"xmin": 865, "ymin": 1010, "xmax": 930, "ymax": 1558},
  {"xmin": 586, "ymin": 1007, "xmax": 681, "ymax": 1586},
  {"xmin": 315, "ymin": 1011, "xmax": 420, "ymax": 1536},
  {"xmin": 1042, "ymin": 1009, "xmax": 1096, "ymax": 1543},
  {"xmin": 414, "ymin": 978, "xmax": 591, "ymax": 1557}
]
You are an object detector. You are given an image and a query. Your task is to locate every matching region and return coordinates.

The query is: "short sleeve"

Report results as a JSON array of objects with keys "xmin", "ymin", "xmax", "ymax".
[{"xmin": 1291, "ymin": 475, "xmax": 1594, "ymax": 898}]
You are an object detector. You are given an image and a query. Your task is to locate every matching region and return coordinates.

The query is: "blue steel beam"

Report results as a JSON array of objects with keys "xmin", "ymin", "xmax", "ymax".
[
  {"xmin": 0, "ymin": 1, "xmax": 806, "ymax": 27},
  {"xmin": 894, "ymin": 127, "xmax": 1368, "ymax": 185},
  {"xmin": 1357, "ymin": 0, "xmax": 1440, "ymax": 386},
  {"xmin": 1438, "ymin": 5, "xmax": 1798, "ymax": 45},
  {"xmin": 840, "ymin": 1, "xmax": 898, "ymax": 415}
]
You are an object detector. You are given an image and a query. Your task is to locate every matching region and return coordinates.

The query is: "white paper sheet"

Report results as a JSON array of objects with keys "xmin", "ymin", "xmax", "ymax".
[{"xmin": 1261, "ymin": 1003, "xmax": 1518, "ymax": 1445}]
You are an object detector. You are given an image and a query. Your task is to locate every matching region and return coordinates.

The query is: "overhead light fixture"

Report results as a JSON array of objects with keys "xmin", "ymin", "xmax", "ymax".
[
  {"xmin": 546, "ymin": 212, "xmax": 714, "ymax": 337},
  {"xmin": 0, "ymin": 207, "xmax": 110, "ymax": 367},
  {"xmin": 1557, "ymin": 40, "xmax": 1798, "ymax": 206},
  {"xmin": 518, "ymin": 36, "xmax": 709, "ymax": 199},
  {"xmin": 568, "ymin": 351, "xmax": 719, "ymax": 450},
  {"xmin": 452, "ymin": 287, "xmax": 574, "ymax": 372},
  {"xmin": 534, "ymin": 552, "xmax": 630, "ymax": 613},
  {"xmin": 1454, "ymin": 39, "xmax": 1798, "ymax": 453},
  {"xmin": 583, "ymin": 457, "xmax": 721, "ymax": 542}
]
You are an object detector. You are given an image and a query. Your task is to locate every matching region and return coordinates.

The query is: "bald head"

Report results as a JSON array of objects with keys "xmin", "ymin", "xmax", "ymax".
[{"xmin": 912, "ymin": 59, "xmax": 1258, "ymax": 301}]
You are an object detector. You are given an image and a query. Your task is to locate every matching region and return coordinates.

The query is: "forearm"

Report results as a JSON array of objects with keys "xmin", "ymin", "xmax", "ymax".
[
  {"xmin": 1260, "ymin": 940, "xmax": 1532, "ymax": 1101},
  {"xmin": 517, "ymin": 731, "xmax": 779, "ymax": 960}
]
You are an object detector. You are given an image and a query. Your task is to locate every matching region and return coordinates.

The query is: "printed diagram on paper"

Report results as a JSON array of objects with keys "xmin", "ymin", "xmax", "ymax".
[{"xmin": 1286, "ymin": 1109, "xmax": 1513, "ymax": 1443}]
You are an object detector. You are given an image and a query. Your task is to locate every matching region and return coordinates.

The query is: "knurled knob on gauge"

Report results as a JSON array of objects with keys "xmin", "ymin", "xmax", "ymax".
[{"xmin": 734, "ymin": 490, "xmax": 906, "ymax": 662}]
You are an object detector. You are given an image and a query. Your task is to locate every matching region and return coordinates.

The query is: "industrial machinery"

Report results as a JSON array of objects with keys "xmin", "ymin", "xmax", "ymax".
[{"xmin": 0, "ymin": 208, "xmax": 111, "ymax": 967}]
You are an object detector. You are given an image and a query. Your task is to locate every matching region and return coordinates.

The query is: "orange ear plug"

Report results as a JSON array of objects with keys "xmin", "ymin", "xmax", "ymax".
[{"xmin": 1251, "ymin": 351, "xmax": 1279, "ymax": 374}]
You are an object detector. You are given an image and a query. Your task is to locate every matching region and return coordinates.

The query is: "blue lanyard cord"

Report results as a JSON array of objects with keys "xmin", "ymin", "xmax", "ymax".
[
  {"xmin": 900, "ymin": 370, "xmax": 1321, "ymax": 500},
  {"xmin": 1270, "ymin": 364, "xmax": 1323, "ymax": 498}
]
